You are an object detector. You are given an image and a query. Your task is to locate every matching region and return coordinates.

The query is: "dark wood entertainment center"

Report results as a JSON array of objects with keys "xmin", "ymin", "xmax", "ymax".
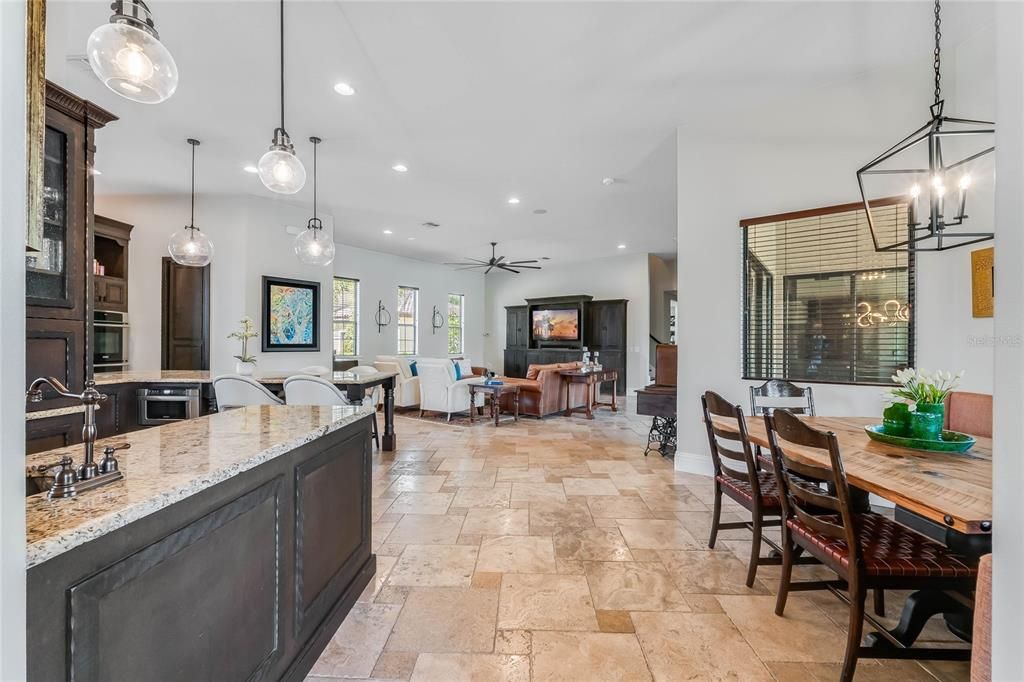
[{"xmin": 503, "ymin": 295, "xmax": 628, "ymax": 395}]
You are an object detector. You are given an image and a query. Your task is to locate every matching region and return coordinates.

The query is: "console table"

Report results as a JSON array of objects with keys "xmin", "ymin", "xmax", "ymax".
[{"xmin": 559, "ymin": 369, "xmax": 618, "ymax": 419}]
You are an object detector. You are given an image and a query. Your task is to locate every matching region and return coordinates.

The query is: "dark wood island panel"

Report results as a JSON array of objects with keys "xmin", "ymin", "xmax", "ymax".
[{"xmin": 28, "ymin": 416, "xmax": 374, "ymax": 682}]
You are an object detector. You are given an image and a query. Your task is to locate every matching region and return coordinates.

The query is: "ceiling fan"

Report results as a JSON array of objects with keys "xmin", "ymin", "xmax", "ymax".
[{"xmin": 445, "ymin": 241, "xmax": 542, "ymax": 274}]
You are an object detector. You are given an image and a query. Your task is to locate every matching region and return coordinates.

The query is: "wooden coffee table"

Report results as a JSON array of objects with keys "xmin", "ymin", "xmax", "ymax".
[
  {"xmin": 559, "ymin": 369, "xmax": 618, "ymax": 419},
  {"xmin": 468, "ymin": 382, "xmax": 520, "ymax": 426}
]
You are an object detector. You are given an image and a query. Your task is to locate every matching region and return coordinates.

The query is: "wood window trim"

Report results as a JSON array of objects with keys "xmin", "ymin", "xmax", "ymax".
[{"xmin": 739, "ymin": 196, "xmax": 902, "ymax": 228}]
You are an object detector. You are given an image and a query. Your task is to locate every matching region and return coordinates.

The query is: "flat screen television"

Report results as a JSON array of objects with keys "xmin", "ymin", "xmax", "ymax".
[{"xmin": 531, "ymin": 308, "xmax": 580, "ymax": 342}]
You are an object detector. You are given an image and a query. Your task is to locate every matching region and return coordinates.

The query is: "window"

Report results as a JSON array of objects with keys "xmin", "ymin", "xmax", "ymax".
[
  {"xmin": 397, "ymin": 285, "xmax": 418, "ymax": 355},
  {"xmin": 332, "ymin": 277, "xmax": 359, "ymax": 357},
  {"xmin": 448, "ymin": 293, "xmax": 465, "ymax": 355},
  {"xmin": 741, "ymin": 198, "xmax": 914, "ymax": 385}
]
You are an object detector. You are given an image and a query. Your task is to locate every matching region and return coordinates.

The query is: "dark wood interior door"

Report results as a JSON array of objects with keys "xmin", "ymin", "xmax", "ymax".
[{"xmin": 161, "ymin": 257, "xmax": 210, "ymax": 370}]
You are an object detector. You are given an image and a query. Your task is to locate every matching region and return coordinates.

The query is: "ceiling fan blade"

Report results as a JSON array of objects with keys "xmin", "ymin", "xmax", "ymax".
[
  {"xmin": 509, "ymin": 265, "xmax": 541, "ymax": 269},
  {"xmin": 494, "ymin": 255, "xmax": 505, "ymax": 265},
  {"xmin": 507, "ymin": 260, "xmax": 539, "ymax": 264},
  {"xmin": 498, "ymin": 265, "xmax": 521, "ymax": 274},
  {"xmin": 485, "ymin": 264, "xmax": 496, "ymax": 274},
  {"xmin": 456, "ymin": 265, "xmax": 488, "ymax": 271}
]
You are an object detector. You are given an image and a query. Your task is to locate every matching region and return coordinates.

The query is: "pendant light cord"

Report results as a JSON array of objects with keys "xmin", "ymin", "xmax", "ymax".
[
  {"xmin": 312, "ymin": 139, "xmax": 317, "ymax": 220},
  {"xmin": 189, "ymin": 139, "xmax": 197, "ymax": 228},
  {"xmin": 278, "ymin": 0, "xmax": 286, "ymax": 130},
  {"xmin": 933, "ymin": 0, "xmax": 942, "ymax": 105}
]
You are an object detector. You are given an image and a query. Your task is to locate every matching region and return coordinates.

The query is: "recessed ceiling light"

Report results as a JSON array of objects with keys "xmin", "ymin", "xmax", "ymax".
[
  {"xmin": 243, "ymin": 165, "xmax": 258, "ymax": 173},
  {"xmin": 507, "ymin": 197, "xmax": 520, "ymax": 205},
  {"xmin": 407, "ymin": 236, "xmax": 416, "ymax": 241},
  {"xmin": 392, "ymin": 163, "xmax": 408, "ymax": 173},
  {"xmin": 333, "ymin": 82, "xmax": 356, "ymax": 96},
  {"xmin": 602, "ymin": 177, "xmax": 616, "ymax": 186},
  {"xmin": 617, "ymin": 244, "xmax": 627, "ymax": 249},
  {"xmin": 383, "ymin": 229, "xmax": 393, "ymax": 235}
]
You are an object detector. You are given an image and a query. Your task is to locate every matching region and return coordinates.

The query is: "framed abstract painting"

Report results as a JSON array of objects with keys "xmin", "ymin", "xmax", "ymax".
[{"xmin": 261, "ymin": 276, "xmax": 320, "ymax": 352}]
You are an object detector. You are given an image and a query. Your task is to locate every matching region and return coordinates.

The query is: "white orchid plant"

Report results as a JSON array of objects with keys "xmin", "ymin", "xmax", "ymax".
[
  {"xmin": 228, "ymin": 317, "xmax": 258, "ymax": 364},
  {"xmin": 888, "ymin": 368, "xmax": 963, "ymax": 406}
]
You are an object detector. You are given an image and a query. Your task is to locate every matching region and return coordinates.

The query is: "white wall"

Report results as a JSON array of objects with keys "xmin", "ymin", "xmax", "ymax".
[
  {"xmin": 96, "ymin": 192, "xmax": 336, "ymax": 375},
  {"xmin": 675, "ymin": 44, "xmax": 996, "ymax": 470},
  {"xmin": 484, "ymin": 253, "xmax": 650, "ymax": 391},
  {"xmin": 0, "ymin": 2, "xmax": 27, "ymax": 678},
  {"xmin": 993, "ymin": 2, "xmax": 1024, "ymax": 677},
  {"xmin": 95, "ymin": 193, "xmax": 486, "ymax": 374},
  {"xmin": 331, "ymin": 245, "xmax": 486, "ymax": 363}
]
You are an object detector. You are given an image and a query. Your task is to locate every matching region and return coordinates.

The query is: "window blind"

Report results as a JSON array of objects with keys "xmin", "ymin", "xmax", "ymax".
[
  {"xmin": 397, "ymin": 286, "xmax": 419, "ymax": 355},
  {"xmin": 332, "ymin": 277, "xmax": 359, "ymax": 357},
  {"xmin": 741, "ymin": 198, "xmax": 914, "ymax": 385},
  {"xmin": 448, "ymin": 293, "xmax": 464, "ymax": 355}
]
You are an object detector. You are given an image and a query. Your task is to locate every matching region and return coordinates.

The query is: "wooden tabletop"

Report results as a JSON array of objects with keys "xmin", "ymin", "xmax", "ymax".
[
  {"xmin": 470, "ymin": 382, "xmax": 519, "ymax": 394},
  {"xmin": 712, "ymin": 415, "xmax": 992, "ymax": 535}
]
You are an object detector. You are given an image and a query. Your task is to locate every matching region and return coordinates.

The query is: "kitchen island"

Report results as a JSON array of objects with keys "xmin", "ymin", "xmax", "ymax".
[
  {"xmin": 27, "ymin": 404, "xmax": 376, "ymax": 681},
  {"xmin": 85, "ymin": 369, "xmax": 400, "ymax": 451}
]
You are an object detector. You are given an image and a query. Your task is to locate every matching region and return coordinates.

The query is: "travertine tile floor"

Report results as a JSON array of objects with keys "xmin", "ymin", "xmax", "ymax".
[{"xmin": 308, "ymin": 398, "xmax": 970, "ymax": 681}]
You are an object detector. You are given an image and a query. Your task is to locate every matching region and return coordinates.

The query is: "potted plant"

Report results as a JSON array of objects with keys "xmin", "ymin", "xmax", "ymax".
[
  {"xmin": 228, "ymin": 317, "xmax": 258, "ymax": 376},
  {"xmin": 888, "ymin": 368, "xmax": 963, "ymax": 440}
]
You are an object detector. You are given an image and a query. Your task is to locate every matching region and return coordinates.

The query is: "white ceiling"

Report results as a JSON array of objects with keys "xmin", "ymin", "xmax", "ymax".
[{"xmin": 44, "ymin": 1, "xmax": 994, "ymax": 266}]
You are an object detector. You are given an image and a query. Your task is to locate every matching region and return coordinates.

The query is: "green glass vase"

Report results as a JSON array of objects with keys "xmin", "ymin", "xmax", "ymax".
[
  {"xmin": 910, "ymin": 402, "xmax": 945, "ymax": 441},
  {"xmin": 881, "ymin": 403, "xmax": 911, "ymax": 436}
]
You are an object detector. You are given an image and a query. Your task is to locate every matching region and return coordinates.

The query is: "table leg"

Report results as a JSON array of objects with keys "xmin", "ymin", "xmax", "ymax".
[
  {"xmin": 382, "ymin": 377, "xmax": 396, "ymax": 451},
  {"xmin": 514, "ymin": 390, "xmax": 519, "ymax": 422},
  {"xmin": 564, "ymin": 378, "xmax": 572, "ymax": 417},
  {"xmin": 586, "ymin": 381, "xmax": 594, "ymax": 420},
  {"xmin": 494, "ymin": 395, "xmax": 500, "ymax": 426},
  {"xmin": 470, "ymin": 388, "xmax": 476, "ymax": 424},
  {"xmin": 611, "ymin": 377, "xmax": 618, "ymax": 412}
]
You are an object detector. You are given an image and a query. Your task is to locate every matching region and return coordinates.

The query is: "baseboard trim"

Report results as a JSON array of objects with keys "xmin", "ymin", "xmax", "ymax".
[{"xmin": 674, "ymin": 451, "xmax": 713, "ymax": 476}]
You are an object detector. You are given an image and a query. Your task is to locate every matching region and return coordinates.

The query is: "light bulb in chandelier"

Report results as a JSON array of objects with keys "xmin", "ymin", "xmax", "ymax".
[
  {"xmin": 87, "ymin": 1, "xmax": 178, "ymax": 104},
  {"xmin": 294, "ymin": 220, "xmax": 335, "ymax": 266},
  {"xmin": 168, "ymin": 138, "xmax": 213, "ymax": 267},
  {"xmin": 258, "ymin": 136, "xmax": 305, "ymax": 195},
  {"xmin": 168, "ymin": 226, "xmax": 213, "ymax": 266}
]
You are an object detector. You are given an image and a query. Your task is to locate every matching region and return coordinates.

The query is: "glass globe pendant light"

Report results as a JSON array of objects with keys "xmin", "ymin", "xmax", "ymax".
[
  {"xmin": 87, "ymin": 0, "xmax": 178, "ymax": 104},
  {"xmin": 258, "ymin": 0, "xmax": 305, "ymax": 194},
  {"xmin": 168, "ymin": 139, "xmax": 214, "ymax": 267},
  {"xmin": 295, "ymin": 137, "xmax": 335, "ymax": 266}
]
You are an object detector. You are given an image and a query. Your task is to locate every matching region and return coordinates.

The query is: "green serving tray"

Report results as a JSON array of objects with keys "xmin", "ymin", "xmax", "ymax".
[{"xmin": 864, "ymin": 424, "xmax": 976, "ymax": 453}]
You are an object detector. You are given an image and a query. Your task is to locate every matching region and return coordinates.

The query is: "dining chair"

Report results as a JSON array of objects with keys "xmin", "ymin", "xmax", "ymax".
[
  {"xmin": 349, "ymin": 365, "xmax": 381, "ymax": 450},
  {"xmin": 700, "ymin": 390, "xmax": 787, "ymax": 587},
  {"xmin": 765, "ymin": 408, "xmax": 977, "ymax": 681},
  {"xmin": 749, "ymin": 378, "xmax": 816, "ymax": 417},
  {"xmin": 212, "ymin": 375, "xmax": 284, "ymax": 409}
]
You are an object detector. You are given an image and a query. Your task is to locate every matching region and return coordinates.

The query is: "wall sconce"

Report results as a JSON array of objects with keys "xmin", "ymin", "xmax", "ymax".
[
  {"xmin": 375, "ymin": 300, "xmax": 391, "ymax": 333},
  {"xmin": 431, "ymin": 306, "xmax": 444, "ymax": 334}
]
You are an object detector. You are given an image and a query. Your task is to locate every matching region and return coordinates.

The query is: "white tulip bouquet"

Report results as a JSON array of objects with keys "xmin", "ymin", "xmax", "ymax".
[{"xmin": 889, "ymin": 368, "xmax": 963, "ymax": 406}]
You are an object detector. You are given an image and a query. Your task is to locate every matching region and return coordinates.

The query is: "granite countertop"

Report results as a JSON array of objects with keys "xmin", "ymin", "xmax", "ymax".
[
  {"xmin": 25, "ymin": 404, "xmax": 373, "ymax": 568},
  {"xmin": 92, "ymin": 370, "xmax": 213, "ymax": 385},
  {"xmin": 92, "ymin": 369, "xmax": 397, "ymax": 386}
]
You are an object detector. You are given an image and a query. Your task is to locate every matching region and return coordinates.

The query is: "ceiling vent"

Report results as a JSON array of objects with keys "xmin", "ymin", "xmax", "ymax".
[
  {"xmin": 422, "ymin": 221, "xmax": 440, "ymax": 229},
  {"xmin": 66, "ymin": 54, "xmax": 92, "ymax": 72}
]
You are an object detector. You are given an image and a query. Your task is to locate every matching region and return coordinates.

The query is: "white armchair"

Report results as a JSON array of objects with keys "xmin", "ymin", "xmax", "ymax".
[
  {"xmin": 373, "ymin": 355, "xmax": 420, "ymax": 407},
  {"xmin": 416, "ymin": 358, "xmax": 485, "ymax": 421}
]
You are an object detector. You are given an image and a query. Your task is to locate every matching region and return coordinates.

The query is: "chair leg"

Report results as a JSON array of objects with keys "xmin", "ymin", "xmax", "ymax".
[
  {"xmin": 873, "ymin": 589, "xmax": 885, "ymax": 617},
  {"xmin": 840, "ymin": 584, "xmax": 867, "ymax": 682},
  {"xmin": 447, "ymin": 412, "xmax": 452, "ymax": 423},
  {"xmin": 708, "ymin": 484, "xmax": 723, "ymax": 549},
  {"xmin": 775, "ymin": 537, "xmax": 794, "ymax": 616},
  {"xmin": 746, "ymin": 513, "xmax": 762, "ymax": 588},
  {"xmin": 419, "ymin": 409, "xmax": 424, "ymax": 418},
  {"xmin": 372, "ymin": 413, "xmax": 380, "ymax": 450}
]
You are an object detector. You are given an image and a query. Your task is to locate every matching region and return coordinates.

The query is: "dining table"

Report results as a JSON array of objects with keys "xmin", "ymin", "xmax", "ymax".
[{"xmin": 711, "ymin": 414, "xmax": 992, "ymax": 651}]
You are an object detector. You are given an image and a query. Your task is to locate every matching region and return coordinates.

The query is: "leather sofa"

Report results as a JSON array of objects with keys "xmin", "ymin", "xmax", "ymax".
[{"xmin": 498, "ymin": 361, "xmax": 589, "ymax": 418}]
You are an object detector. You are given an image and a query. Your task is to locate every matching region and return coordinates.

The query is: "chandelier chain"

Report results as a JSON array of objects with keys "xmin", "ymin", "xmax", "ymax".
[{"xmin": 933, "ymin": 0, "xmax": 942, "ymax": 104}]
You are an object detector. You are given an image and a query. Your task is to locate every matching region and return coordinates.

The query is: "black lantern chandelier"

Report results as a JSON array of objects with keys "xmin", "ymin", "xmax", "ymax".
[{"xmin": 856, "ymin": 0, "xmax": 994, "ymax": 253}]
